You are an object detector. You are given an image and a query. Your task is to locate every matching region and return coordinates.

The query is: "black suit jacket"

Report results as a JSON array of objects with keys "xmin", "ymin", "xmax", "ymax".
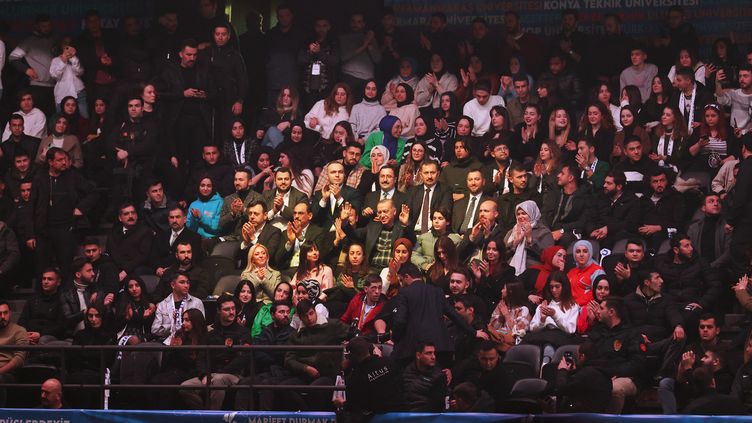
[
  {"xmin": 458, "ymin": 223, "xmax": 505, "ymax": 262},
  {"xmin": 278, "ymin": 223, "xmax": 332, "ymax": 270},
  {"xmin": 262, "ymin": 187, "xmax": 309, "ymax": 223},
  {"xmin": 342, "ymin": 219, "xmax": 415, "ymax": 263},
  {"xmin": 361, "ymin": 189, "xmax": 407, "ymax": 227},
  {"xmin": 311, "ymin": 186, "xmax": 363, "ymax": 230},
  {"xmin": 240, "ymin": 223, "xmax": 284, "ymax": 268},
  {"xmin": 149, "ymin": 227, "xmax": 205, "ymax": 270},
  {"xmin": 106, "ymin": 223, "xmax": 154, "ymax": 273},
  {"xmin": 451, "ymin": 194, "xmax": 492, "ymax": 234},
  {"xmin": 406, "ymin": 182, "xmax": 451, "ymax": 230}
]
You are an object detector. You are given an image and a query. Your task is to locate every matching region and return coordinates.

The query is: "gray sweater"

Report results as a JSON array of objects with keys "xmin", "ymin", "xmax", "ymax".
[
  {"xmin": 10, "ymin": 33, "xmax": 56, "ymax": 87},
  {"xmin": 339, "ymin": 32, "xmax": 381, "ymax": 80},
  {"xmin": 349, "ymin": 99, "xmax": 386, "ymax": 140}
]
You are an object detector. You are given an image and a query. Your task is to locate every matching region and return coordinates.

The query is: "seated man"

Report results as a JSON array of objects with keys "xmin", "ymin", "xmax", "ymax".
[
  {"xmin": 138, "ymin": 180, "xmax": 177, "ymax": 235},
  {"xmin": 212, "ymin": 168, "xmax": 263, "ymax": 254},
  {"xmin": 262, "ymin": 167, "xmax": 308, "ymax": 229},
  {"xmin": 151, "ymin": 271, "xmax": 205, "ymax": 344},
  {"xmin": 687, "ymin": 193, "xmax": 732, "ymax": 269},
  {"xmin": 106, "ymin": 203, "xmax": 153, "ymax": 281},
  {"xmin": 614, "ymin": 136, "xmax": 660, "ymax": 197},
  {"xmin": 239, "ymin": 200, "xmax": 283, "ymax": 267},
  {"xmin": 585, "ymin": 171, "xmax": 641, "ymax": 249},
  {"xmin": 18, "ymin": 269, "xmax": 67, "ymax": 344},
  {"xmin": 361, "ymin": 165, "xmax": 406, "ymax": 227},
  {"xmin": 555, "ymin": 341, "xmax": 612, "ymax": 413},
  {"xmin": 654, "ymin": 234, "xmax": 722, "ymax": 332},
  {"xmin": 278, "ymin": 202, "xmax": 330, "ymax": 278},
  {"xmin": 61, "ymin": 258, "xmax": 112, "ymax": 336},
  {"xmin": 543, "ymin": 162, "xmax": 590, "ymax": 247},
  {"xmin": 0, "ymin": 114, "xmax": 40, "ymax": 174},
  {"xmin": 155, "ymin": 242, "xmax": 211, "ymax": 300},
  {"xmin": 401, "ymin": 341, "xmax": 448, "ymax": 412},
  {"xmin": 281, "ymin": 299, "xmax": 349, "ymax": 411},
  {"xmin": 623, "ymin": 268, "xmax": 685, "ymax": 378},
  {"xmin": 458, "ymin": 199, "xmax": 504, "ymax": 263},
  {"xmin": 314, "ymin": 142, "xmax": 366, "ymax": 192},
  {"xmin": 452, "ymin": 341, "xmax": 511, "ymax": 412},
  {"xmin": 81, "ymin": 237, "xmax": 119, "ymax": 295},
  {"xmin": 587, "ymin": 296, "xmax": 645, "ymax": 414},
  {"xmin": 639, "ymin": 168, "xmax": 685, "ymax": 251},
  {"xmin": 184, "ymin": 145, "xmax": 234, "ymax": 200},
  {"xmin": 0, "ymin": 300, "xmax": 29, "ymax": 407},
  {"xmin": 340, "ymin": 275, "xmax": 386, "ymax": 337},
  {"xmin": 575, "ymin": 138, "xmax": 609, "ymax": 192},
  {"xmin": 497, "ymin": 164, "xmax": 540, "ymax": 234},
  {"xmin": 604, "ymin": 238, "xmax": 652, "ymax": 296},
  {"xmin": 150, "ymin": 205, "xmax": 204, "ymax": 275},
  {"xmin": 312, "ymin": 161, "xmax": 363, "ymax": 231},
  {"xmin": 180, "ymin": 294, "xmax": 250, "ymax": 410}
]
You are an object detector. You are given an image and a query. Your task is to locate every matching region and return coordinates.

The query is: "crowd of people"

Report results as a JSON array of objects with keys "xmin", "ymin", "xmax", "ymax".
[{"xmin": 1, "ymin": 0, "xmax": 752, "ymax": 416}]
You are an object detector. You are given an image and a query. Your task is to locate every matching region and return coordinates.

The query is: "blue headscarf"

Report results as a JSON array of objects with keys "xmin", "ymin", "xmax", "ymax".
[
  {"xmin": 379, "ymin": 115, "xmax": 400, "ymax": 159},
  {"xmin": 572, "ymin": 240, "xmax": 596, "ymax": 269}
]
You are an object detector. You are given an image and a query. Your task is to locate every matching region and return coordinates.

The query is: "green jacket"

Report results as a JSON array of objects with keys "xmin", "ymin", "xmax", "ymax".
[
  {"xmin": 360, "ymin": 131, "xmax": 406, "ymax": 170},
  {"xmin": 251, "ymin": 303, "xmax": 296, "ymax": 338}
]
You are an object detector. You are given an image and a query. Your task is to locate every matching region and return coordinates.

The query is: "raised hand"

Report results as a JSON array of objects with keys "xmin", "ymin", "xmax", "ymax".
[{"xmin": 399, "ymin": 204, "xmax": 410, "ymax": 226}]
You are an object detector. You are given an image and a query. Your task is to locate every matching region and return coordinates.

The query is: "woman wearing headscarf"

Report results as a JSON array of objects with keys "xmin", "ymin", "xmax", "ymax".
[
  {"xmin": 521, "ymin": 245, "xmax": 566, "ymax": 303},
  {"xmin": 357, "ymin": 144, "xmax": 390, "ymax": 195},
  {"xmin": 291, "ymin": 279, "xmax": 330, "ymax": 329},
  {"xmin": 360, "ymin": 115, "xmax": 406, "ymax": 170},
  {"xmin": 222, "ymin": 117, "xmax": 257, "ymax": 169},
  {"xmin": 382, "ymin": 57, "xmax": 420, "ymax": 112},
  {"xmin": 504, "ymin": 200, "xmax": 554, "ymax": 275},
  {"xmin": 349, "ymin": 79, "xmax": 387, "ymax": 143},
  {"xmin": 186, "ymin": 175, "xmax": 223, "ymax": 238},
  {"xmin": 36, "ymin": 114, "xmax": 84, "ymax": 168},
  {"xmin": 389, "ymin": 83, "xmax": 419, "ymax": 139},
  {"xmin": 567, "ymin": 240, "xmax": 606, "ymax": 307},
  {"xmin": 379, "ymin": 238, "xmax": 413, "ymax": 298}
]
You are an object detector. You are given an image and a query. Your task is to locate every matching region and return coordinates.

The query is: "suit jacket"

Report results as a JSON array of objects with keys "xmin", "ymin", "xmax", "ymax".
[
  {"xmin": 687, "ymin": 215, "xmax": 732, "ymax": 269},
  {"xmin": 585, "ymin": 192, "xmax": 641, "ymax": 236},
  {"xmin": 239, "ymin": 223, "xmax": 284, "ymax": 268},
  {"xmin": 361, "ymin": 189, "xmax": 407, "ymax": 227},
  {"xmin": 311, "ymin": 185, "xmax": 362, "ymax": 230},
  {"xmin": 342, "ymin": 219, "xmax": 415, "ymax": 264},
  {"xmin": 406, "ymin": 182, "xmax": 451, "ymax": 230},
  {"xmin": 218, "ymin": 190, "xmax": 263, "ymax": 240},
  {"xmin": 278, "ymin": 223, "xmax": 332, "ymax": 270},
  {"xmin": 451, "ymin": 194, "xmax": 491, "ymax": 234},
  {"xmin": 262, "ymin": 187, "xmax": 309, "ymax": 223},
  {"xmin": 149, "ymin": 227, "xmax": 205, "ymax": 270},
  {"xmin": 106, "ymin": 223, "xmax": 154, "ymax": 273},
  {"xmin": 458, "ymin": 223, "xmax": 505, "ymax": 262}
]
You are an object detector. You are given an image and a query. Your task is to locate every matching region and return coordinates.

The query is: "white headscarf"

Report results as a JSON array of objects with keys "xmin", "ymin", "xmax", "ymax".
[
  {"xmin": 370, "ymin": 145, "xmax": 391, "ymax": 172},
  {"xmin": 510, "ymin": 200, "xmax": 541, "ymax": 275}
]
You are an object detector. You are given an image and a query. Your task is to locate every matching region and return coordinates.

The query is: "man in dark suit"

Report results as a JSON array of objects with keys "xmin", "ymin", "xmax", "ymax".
[
  {"xmin": 390, "ymin": 263, "xmax": 488, "ymax": 363},
  {"xmin": 239, "ymin": 200, "xmax": 283, "ymax": 267},
  {"xmin": 360, "ymin": 166, "xmax": 406, "ymax": 227},
  {"xmin": 341, "ymin": 199, "xmax": 414, "ymax": 273},
  {"xmin": 150, "ymin": 206, "xmax": 204, "ymax": 276},
  {"xmin": 216, "ymin": 168, "xmax": 263, "ymax": 242},
  {"xmin": 585, "ymin": 171, "xmax": 641, "ymax": 249},
  {"xmin": 106, "ymin": 203, "xmax": 153, "ymax": 281},
  {"xmin": 670, "ymin": 66, "xmax": 714, "ymax": 130},
  {"xmin": 154, "ymin": 242, "xmax": 211, "ymax": 301},
  {"xmin": 279, "ymin": 202, "xmax": 331, "ymax": 277},
  {"xmin": 451, "ymin": 169, "xmax": 491, "ymax": 235},
  {"xmin": 458, "ymin": 199, "xmax": 504, "ymax": 262},
  {"xmin": 312, "ymin": 161, "xmax": 362, "ymax": 231},
  {"xmin": 406, "ymin": 161, "xmax": 451, "ymax": 235},
  {"xmin": 262, "ymin": 167, "xmax": 308, "ymax": 226}
]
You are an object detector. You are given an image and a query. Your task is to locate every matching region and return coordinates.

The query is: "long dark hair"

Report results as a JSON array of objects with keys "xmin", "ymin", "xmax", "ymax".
[
  {"xmin": 295, "ymin": 240, "xmax": 321, "ymax": 281},
  {"xmin": 428, "ymin": 235, "xmax": 459, "ymax": 282},
  {"xmin": 343, "ymin": 242, "xmax": 369, "ymax": 278},
  {"xmin": 439, "ymin": 91, "xmax": 461, "ymax": 121},
  {"xmin": 544, "ymin": 270, "xmax": 575, "ymax": 311},
  {"xmin": 504, "ymin": 281, "xmax": 527, "ymax": 309},
  {"xmin": 234, "ymin": 279, "xmax": 257, "ymax": 304},
  {"xmin": 179, "ymin": 308, "xmax": 208, "ymax": 345}
]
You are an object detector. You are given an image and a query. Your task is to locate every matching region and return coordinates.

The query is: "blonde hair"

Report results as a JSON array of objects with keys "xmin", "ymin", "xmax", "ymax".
[{"xmin": 243, "ymin": 244, "xmax": 270, "ymax": 273}]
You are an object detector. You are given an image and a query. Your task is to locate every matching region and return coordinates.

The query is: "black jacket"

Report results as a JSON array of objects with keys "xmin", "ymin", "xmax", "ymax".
[
  {"xmin": 278, "ymin": 223, "xmax": 331, "ymax": 270},
  {"xmin": 585, "ymin": 191, "xmax": 641, "ymax": 236},
  {"xmin": 106, "ymin": 116, "xmax": 158, "ymax": 170},
  {"xmin": 18, "ymin": 290, "xmax": 66, "ymax": 339},
  {"xmin": 0, "ymin": 222, "xmax": 19, "ymax": 277},
  {"xmin": 614, "ymin": 156, "xmax": 661, "ymax": 197},
  {"xmin": 32, "ymin": 168, "xmax": 98, "ymax": 232},
  {"xmin": 542, "ymin": 184, "xmax": 591, "ymax": 233},
  {"xmin": 342, "ymin": 219, "xmax": 415, "ymax": 265},
  {"xmin": 157, "ymin": 59, "xmax": 214, "ymax": 130},
  {"xmin": 261, "ymin": 187, "xmax": 309, "ymax": 224},
  {"xmin": 641, "ymin": 188, "xmax": 686, "ymax": 232},
  {"xmin": 406, "ymin": 182, "xmax": 451, "ymax": 228},
  {"xmin": 311, "ymin": 185, "xmax": 363, "ymax": 230},
  {"xmin": 345, "ymin": 355, "xmax": 402, "ymax": 413},
  {"xmin": 653, "ymin": 253, "xmax": 722, "ymax": 309},
  {"xmin": 587, "ymin": 321, "xmax": 645, "ymax": 379},
  {"xmin": 91, "ymin": 254, "xmax": 120, "ymax": 295},
  {"xmin": 61, "ymin": 285, "xmax": 105, "ymax": 336},
  {"xmin": 198, "ymin": 321, "xmax": 252, "ymax": 377},
  {"xmin": 555, "ymin": 366, "xmax": 612, "ymax": 413},
  {"xmin": 253, "ymin": 322, "xmax": 294, "ymax": 372},
  {"xmin": 1, "ymin": 134, "xmax": 39, "ymax": 173},
  {"xmin": 623, "ymin": 288, "xmax": 683, "ymax": 341},
  {"xmin": 728, "ymin": 156, "xmax": 752, "ymax": 227},
  {"xmin": 401, "ymin": 362, "xmax": 447, "ymax": 412},
  {"xmin": 149, "ymin": 227, "xmax": 205, "ymax": 271},
  {"xmin": 106, "ymin": 223, "xmax": 154, "ymax": 274},
  {"xmin": 199, "ymin": 43, "xmax": 248, "ymax": 105}
]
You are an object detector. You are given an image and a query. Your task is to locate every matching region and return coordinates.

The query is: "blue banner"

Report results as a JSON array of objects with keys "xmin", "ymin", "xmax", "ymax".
[
  {"xmin": 0, "ymin": 409, "xmax": 337, "ymax": 423},
  {"xmin": 371, "ymin": 413, "xmax": 529, "ymax": 423}
]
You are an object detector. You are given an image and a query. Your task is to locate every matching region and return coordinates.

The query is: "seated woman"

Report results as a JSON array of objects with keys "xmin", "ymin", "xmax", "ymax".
[
  {"xmin": 312, "ymin": 120, "xmax": 355, "ymax": 175},
  {"xmin": 567, "ymin": 240, "xmax": 606, "ymax": 307},
  {"xmin": 398, "ymin": 139, "xmax": 429, "ymax": 193},
  {"xmin": 548, "ymin": 107, "xmax": 577, "ymax": 161},
  {"xmin": 36, "ymin": 115, "xmax": 84, "ymax": 168},
  {"xmin": 278, "ymin": 121, "xmax": 315, "ymax": 166},
  {"xmin": 326, "ymin": 242, "xmax": 370, "ymax": 317},
  {"xmin": 510, "ymin": 104, "xmax": 546, "ymax": 167},
  {"xmin": 248, "ymin": 147, "xmax": 276, "ymax": 193},
  {"xmin": 680, "ymin": 103, "xmax": 737, "ymax": 192},
  {"xmin": 412, "ymin": 207, "xmax": 462, "ymax": 271},
  {"xmin": 524, "ymin": 271, "xmax": 579, "ymax": 363},
  {"xmin": 439, "ymin": 138, "xmax": 483, "ymax": 201},
  {"xmin": 579, "ymin": 102, "xmax": 616, "ymax": 162},
  {"xmin": 223, "ymin": 118, "xmax": 257, "ymax": 169},
  {"xmin": 350, "ymin": 79, "xmax": 387, "ymax": 143},
  {"xmin": 235, "ymin": 244, "xmax": 282, "ymax": 302},
  {"xmin": 379, "ymin": 238, "xmax": 413, "ymax": 298},
  {"xmin": 360, "ymin": 115, "xmax": 405, "ymax": 170},
  {"xmin": 576, "ymin": 275, "xmax": 611, "ymax": 334},
  {"xmin": 426, "ymin": 235, "xmax": 461, "ymax": 295},
  {"xmin": 149, "ymin": 308, "xmax": 207, "ymax": 409},
  {"xmin": 649, "ymin": 105, "xmax": 689, "ymax": 178},
  {"xmin": 382, "ymin": 57, "xmax": 420, "ymax": 112},
  {"xmin": 482, "ymin": 105, "xmax": 513, "ymax": 157},
  {"xmin": 186, "ymin": 176, "xmax": 223, "ymax": 238},
  {"xmin": 488, "ymin": 281, "xmax": 532, "ymax": 353},
  {"xmin": 251, "ymin": 281, "xmax": 294, "ymax": 337},
  {"xmin": 529, "ymin": 140, "xmax": 562, "ymax": 196},
  {"xmin": 304, "ymin": 82, "xmax": 352, "ymax": 140},
  {"xmin": 402, "ymin": 115, "xmax": 441, "ymax": 164},
  {"xmin": 471, "ymin": 235, "xmax": 516, "ymax": 313},
  {"xmin": 389, "ymin": 83, "xmax": 419, "ymax": 139},
  {"xmin": 68, "ymin": 305, "xmax": 116, "ymax": 408},
  {"xmin": 291, "ymin": 279, "xmax": 329, "ymax": 330},
  {"xmin": 256, "ymin": 85, "xmax": 301, "ymax": 147},
  {"xmin": 234, "ymin": 280, "xmax": 262, "ymax": 330},
  {"xmin": 114, "ymin": 276, "xmax": 156, "ymax": 342},
  {"xmin": 60, "ymin": 95, "xmax": 90, "ymax": 141},
  {"xmin": 357, "ymin": 145, "xmax": 390, "ymax": 194},
  {"xmin": 291, "ymin": 240, "xmax": 334, "ymax": 296},
  {"xmin": 505, "ymin": 200, "xmax": 554, "ymax": 275},
  {"xmin": 278, "ymin": 149, "xmax": 314, "ymax": 198},
  {"xmin": 521, "ymin": 246, "xmax": 566, "ymax": 305},
  {"xmin": 613, "ymin": 105, "xmax": 651, "ymax": 163},
  {"xmin": 433, "ymin": 92, "xmax": 461, "ymax": 157},
  {"xmin": 415, "ymin": 52, "xmax": 459, "ymax": 111}
]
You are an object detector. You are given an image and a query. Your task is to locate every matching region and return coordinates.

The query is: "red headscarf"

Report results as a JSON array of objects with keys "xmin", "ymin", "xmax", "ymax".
[{"xmin": 528, "ymin": 246, "xmax": 565, "ymax": 295}]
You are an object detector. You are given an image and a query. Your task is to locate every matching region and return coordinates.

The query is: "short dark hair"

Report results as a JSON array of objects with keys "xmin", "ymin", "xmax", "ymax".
[
  {"xmin": 625, "ymin": 135, "xmax": 643, "ymax": 147},
  {"xmin": 625, "ymin": 238, "xmax": 645, "ymax": 250},
  {"xmin": 9, "ymin": 114, "xmax": 24, "ymax": 123},
  {"xmin": 270, "ymin": 300, "xmax": 291, "ymax": 314},
  {"xmin": 675, "ymin": 66, "xmax": 695, "ymax": 81},
  {"xmin": 669, "ymin": 233, "xmax": 691, "ymax": 250},
  {"xmin": 699, "ymin": 313, "xmax": 717, "ymax": 325},
  {"xmin": 479, "ymin": 340, "xmax": 497, "ymax": 353},
  {"xmin": 636, "ymin": 267, "xmax": 658, "ymax": 287},
  {"xmin": 248, "ymin": 199, "xmax": 267, "ymax": 213},
  {"xmin": 345, "ymin": 141, "xmax": 364, "ymax": 153},
  {"xmin": 602, "ymin": 296, "xmax": 624, "ymax": 320},
  {"xmin": 46, "ymin": 147, "xmax": 66, "ymax": 162},
  {"xmin": 296, "ymin": 299, "xmax": 314, "ymax": 316},
  {"xmin": 650, "ymin": 167, "xmax": 670, "ymax": 180},
  {"xmin": 450, "ymin": 267, "xmax": 471, "ymax": 283},
  {"xmin": 453, "ymin": 294, "xmax": 474, "ymax": 310},
  {"xmin": 397, "ymin": 262, "xmax": 422, "ymax": 279},
  {"xmin": 169, "ymin": 270, "xmax": 190, "ymax": 284},
  {"xmin": 560, "ymin": 162, "xmax": 581, "ymax": 185},
  {"xmin": 275, "ymin": 166, "xmax": 292, "ymax": 178},
  {"xmin": 118, "ymin": 202, "xmax": 136, "ymax": 214},
  {"xmin": 180, "ymin": 38, "xmax": 198, "ymax": 51},
  {"xmin": 72, "ymin": 256, "xmax": 91, "ymax": 275},
  {"xmin": 606, "ymin": 170, "xmax": 626, "ymax": 188},
  {"xmin": 235, "ymin": 167, "xmax": 253, "ymax": 180},
  {"xmin": 363, "ymin": 274, "xmax": 382, "ymax": 288},
  {"xmin": 415, "ymin": 341, "xmax": 436, "ymax": 353},
  {"xmin": 217, "ymin": 293, "xmax": 237, "ymax": 311},
  {"xmin": 431, "ymin": 12, "xmax": 447, "ymax": 22},
  {"xmin": 82, "ymin": 237, "xmax": 101, "ymax": 247}
]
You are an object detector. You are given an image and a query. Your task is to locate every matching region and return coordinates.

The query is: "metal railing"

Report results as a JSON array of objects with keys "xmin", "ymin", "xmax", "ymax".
[{"xmin": 0, "ymin": 343, "xmax": 345, "ymax": 410}]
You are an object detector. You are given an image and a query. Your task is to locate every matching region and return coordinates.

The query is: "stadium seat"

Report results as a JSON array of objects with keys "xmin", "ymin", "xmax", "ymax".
[
  {"xmin": 213, "ymin": 274, "xmax": 242, "ymax": 296},
  {"xmin": 504, "ymin": 344, "xmax": 541, "ymax": 376}
]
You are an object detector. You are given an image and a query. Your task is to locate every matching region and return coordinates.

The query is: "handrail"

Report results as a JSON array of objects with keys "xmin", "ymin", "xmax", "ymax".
[{"xmin": 0, "ymin": 343, "xmax": 346, "ymax": 410}]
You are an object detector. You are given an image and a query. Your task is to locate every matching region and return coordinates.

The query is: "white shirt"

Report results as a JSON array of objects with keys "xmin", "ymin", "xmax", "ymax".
[
  {"xmin": 267, "ymin": 190, "xmax": 291, "ymax": 220},
  {"xmin": 2, "ymin": 108, "xmax": 47, "ymax": 141},
  {"xmin": 49, "ymin": 55, "xmax": 85, "ymax": 104},
  {"xmin": 379, "ymin": 188, "xmax": 396, "ymax": 200},
  {"xmin": 414, "ymin": 185, "xmax": 435, "ymax": 231},
  {"xmin": 463, "ymin": 95, "xmax": 506, "ymax": 136},
  {"xmin": 170, "ymin": 227, "xmax": 185, "ymax": 246}
]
